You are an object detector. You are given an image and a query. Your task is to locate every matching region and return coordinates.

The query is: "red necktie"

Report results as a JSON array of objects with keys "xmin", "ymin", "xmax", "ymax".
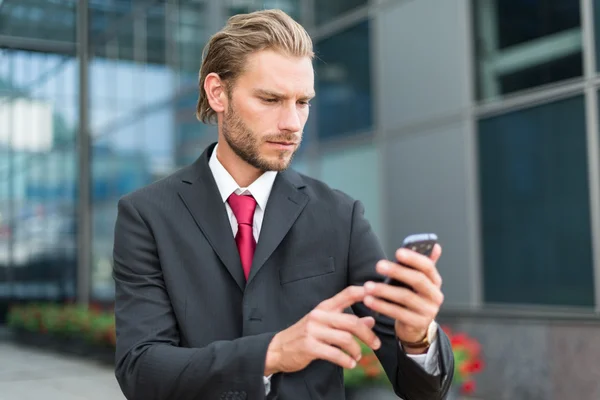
[{"xmin": 227, "ymin": 193, "xmax": 257, "ymax": 280}]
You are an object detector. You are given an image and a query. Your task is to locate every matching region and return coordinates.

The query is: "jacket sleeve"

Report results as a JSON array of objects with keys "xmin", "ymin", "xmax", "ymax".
[
  {"xmin": 346, "ymin": 199, "xmax": 454, "ymax": 400},
  {"xmin": 112, "ymin": 196, "xmax": 274, "ymax": 400}
]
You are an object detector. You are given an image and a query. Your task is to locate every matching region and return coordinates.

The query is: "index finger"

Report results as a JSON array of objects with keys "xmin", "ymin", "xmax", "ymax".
[{"xmin": 317, "ymin": 285, "xmax": 366, "ymax": 312}]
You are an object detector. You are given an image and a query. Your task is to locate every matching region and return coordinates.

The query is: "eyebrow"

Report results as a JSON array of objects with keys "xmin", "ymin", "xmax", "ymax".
[{"xmin": 253, "ymin": 89, "xmax": 315, "ymax": 100}]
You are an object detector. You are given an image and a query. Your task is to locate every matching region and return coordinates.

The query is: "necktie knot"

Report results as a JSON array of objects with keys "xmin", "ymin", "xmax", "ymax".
[{"xmin": 227, "ymin": 193, "xmax": 257, "ymax": 226}]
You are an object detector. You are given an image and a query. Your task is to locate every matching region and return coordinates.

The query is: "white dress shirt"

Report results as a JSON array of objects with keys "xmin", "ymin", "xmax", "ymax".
[{"xmin": 208, "ymin": 145, "xmax": 440, "ymax": 394}]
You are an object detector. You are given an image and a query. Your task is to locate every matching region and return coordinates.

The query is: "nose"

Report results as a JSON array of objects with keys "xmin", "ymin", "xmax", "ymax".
[{"xmin": 278, "ymin": 103, "xmax": 303, "ymax": 133}]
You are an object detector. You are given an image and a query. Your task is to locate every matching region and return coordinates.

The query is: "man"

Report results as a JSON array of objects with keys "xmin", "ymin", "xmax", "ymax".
[{"xmin": 113, "ymin": 9, "xmax": 454, "ymax": 400}]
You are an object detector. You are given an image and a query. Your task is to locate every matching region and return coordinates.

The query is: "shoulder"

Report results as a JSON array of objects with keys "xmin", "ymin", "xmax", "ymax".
[{"xmin": 287, "ymin": 169, "xmax": 358, "ymax": 213}]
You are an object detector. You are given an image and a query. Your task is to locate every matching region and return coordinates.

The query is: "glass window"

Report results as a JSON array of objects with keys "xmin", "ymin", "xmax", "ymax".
[
  {"xmin": 89, "ymin": 1, "xmax": 211, "ymax": 300},
  {"xmin": 0, "ymin": 0, "xmax": 76, "ymax": 47},
  {"xmin": 0, "ymin": 50, "xmax": 78, "ymax": 302},
  {"xmin": 223, "ymin": 0, "xmax": 301, "ymax": 22},
  {"xmin": 594, "ymin": 0, "xmax": 600, "ymax": 70},
  {"xmin": 0, "ymin": 139, "xmax": 9, "ymax": 299},
  {"xmin": 472, "ymin": 0, "xmax": 582, "ymax": 101},
  {"xmin": 314, "ymin": 20, "xmax": 372, "ymax": 140},
  {"xmin": 478, "ymin": 95, "xmax": 594, "ymax": 307},
  {"xmin": 314, "ymin": 0, "xmax": 368, "ymax": 25},
  {"xmin": 320, "ymin": 144, "xmax": 383, "ymax": 242}
]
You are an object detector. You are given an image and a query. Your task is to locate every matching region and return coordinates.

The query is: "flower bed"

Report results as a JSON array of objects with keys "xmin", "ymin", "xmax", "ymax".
[
  {"xmin": 5, "ymin": 303, "xmax": 484, "ymax": 397},
  {"xmin": 6, "ymin": 302, "xmax": 115, "ymax": 364},
  {"xmin": 442, "ymin": 325, "xmax": 484, "ymax": 396},
  {"xmin": 343, "ymin": 326, "xmax": 485, "ymax": 397}
]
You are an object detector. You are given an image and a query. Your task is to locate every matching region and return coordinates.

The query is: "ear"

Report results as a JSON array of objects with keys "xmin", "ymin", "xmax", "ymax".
[{"xmin": 204, "ymin": 72, "xmax": 228, "ymax": 114}]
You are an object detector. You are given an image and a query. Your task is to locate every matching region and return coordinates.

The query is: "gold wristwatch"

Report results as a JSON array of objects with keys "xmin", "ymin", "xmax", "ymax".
[{"xmin": 400, "ymin": 321, "xmax": 438, "ymax": 350}]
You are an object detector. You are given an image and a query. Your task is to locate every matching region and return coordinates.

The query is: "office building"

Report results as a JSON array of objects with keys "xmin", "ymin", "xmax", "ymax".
[{"xmin": 1, "ymin": 0, "xmax": 599, "ymax": 397}]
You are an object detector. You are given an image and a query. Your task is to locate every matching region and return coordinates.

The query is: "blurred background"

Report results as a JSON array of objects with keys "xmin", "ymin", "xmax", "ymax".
[{"xmin": 1, "ymin": 0, "xmax": 600, "ymax": 399}]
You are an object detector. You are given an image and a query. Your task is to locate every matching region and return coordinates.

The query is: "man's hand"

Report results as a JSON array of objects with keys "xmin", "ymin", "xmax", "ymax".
[
  {"xmin": 265, "ymin": 286, "xmax": 381, "ymax": 375},
  {"xmin": 363, "ymin": 244, "xmax": 444, "ymax": 346}
]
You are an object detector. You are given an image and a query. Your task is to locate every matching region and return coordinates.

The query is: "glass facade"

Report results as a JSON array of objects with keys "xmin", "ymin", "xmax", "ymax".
[
  {"xmin": 0, "ymin": 50, "xmax": 79, "ymax": 302},
  {"xmin": 314, "ymin": 20, "xmax": 373, "ymax": 140},
  {"xmin": 473, "ymin": 0, "xmax": 599, "ymax": 308},
  {"xmin": 478, "ymin": 95, "xmax": 594, "ymax": 306},
  {"xmin": 313, "ymin": 0, "xmax": 368, "ymax": 25},
  {"xmin": 3, "ymin": 0, "xmax": 600, "ymax": 320},
  {"xmin": 0, "ymin": 0, "xmax": 308, "ymax": 307},
  {"xmin": 472, "ymin": 0, "xmax": 583, "ymax": 101}
]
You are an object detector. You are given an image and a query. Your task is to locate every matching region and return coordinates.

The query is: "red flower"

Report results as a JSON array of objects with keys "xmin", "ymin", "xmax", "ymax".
[
  {"xmin": 459, "ymin": 362, "xmax": 471, "ymax": 375},
  {"xmin": 461, "ymin": 380, "xmax": 476, "ymax": 394},
  {"xmin": 450, "ymin": 333, "xmax": 468, "ymax": 347},
  {"xmin": 470, "ymin": 359, "xmax": 484, "ymax": 373}
]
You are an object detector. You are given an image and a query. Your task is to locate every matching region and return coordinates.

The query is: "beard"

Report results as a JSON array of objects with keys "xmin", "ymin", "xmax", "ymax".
[{"xmin": 222, "ymin": 101, "xmax": 301, "ymax": 172}]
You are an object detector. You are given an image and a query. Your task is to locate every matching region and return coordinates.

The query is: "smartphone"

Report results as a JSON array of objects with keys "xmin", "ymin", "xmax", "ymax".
[{"xmin": 382, "ymin": 233, "xmax": 438, "ymax": 288}]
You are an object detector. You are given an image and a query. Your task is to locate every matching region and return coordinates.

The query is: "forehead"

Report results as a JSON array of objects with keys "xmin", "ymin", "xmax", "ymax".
[{"xmin": 237, "ymin": 49, "xmax": 314, "ymax": 95}]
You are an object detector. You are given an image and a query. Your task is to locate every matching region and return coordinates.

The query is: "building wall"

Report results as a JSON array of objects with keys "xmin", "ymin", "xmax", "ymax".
[
  {"xmin": 438, "ymin": 314, "xmax": 600, "ymax": 399},
  {"xmin": 375, "ymin": 0, "xmax": 478, "ymax": 308},
  {"xmin": 310, "ymin": 1, "xmax": 600, "ymax": 398},
  {"xmin": 2, "ymin": 0, "xmax": 600, "ymax": 398}
]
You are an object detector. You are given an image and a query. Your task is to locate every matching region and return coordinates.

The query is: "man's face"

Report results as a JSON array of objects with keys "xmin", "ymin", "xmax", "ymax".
[{"xmin": 221, "ymin": 49, "xmax": 314, "ymax": 172}]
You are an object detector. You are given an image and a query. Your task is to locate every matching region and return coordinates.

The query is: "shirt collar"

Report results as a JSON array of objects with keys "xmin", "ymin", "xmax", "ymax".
[{"xmin": 208, "ymin": 144, "xmax": 277, "ymax": 211}]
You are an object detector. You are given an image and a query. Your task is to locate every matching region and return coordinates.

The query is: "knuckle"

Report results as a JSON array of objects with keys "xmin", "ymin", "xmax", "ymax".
[
  {"xmin": 426, "ymin": 305, "xmax": 438, "ymax": 318},
  {"xmin": 425, "ymin": 258, "xmax": 435, "ymax": 271},
  {"xmin": 305, "ymin": 320, "xmax": 317, "ymax": 336},
  {"xmin": 404, "ymin": 269, "xmax": 417, "ymax": 285},
  {"xmin": 316, "ymin": 299, "xmax": 329, "ymax": 309},
  {"xmin": 349, "ymin": 285, "xmax": 363, "ymax": 297},
  {"xmin": 341, "ymin": 332, "xmax": 354, "ymax": 347},
  {"xmin": 397, "ymin": 288, "xmax": 408, "ymax": 302},
  {"xmin": 308, "ymin": 309, "xmax": 321, "ymax": 321}
]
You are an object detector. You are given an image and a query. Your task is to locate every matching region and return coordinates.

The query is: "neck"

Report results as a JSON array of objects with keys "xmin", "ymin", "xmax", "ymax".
[{"xmin": 215, "ymin": 138, "xmax": 262, "ymax": 188}]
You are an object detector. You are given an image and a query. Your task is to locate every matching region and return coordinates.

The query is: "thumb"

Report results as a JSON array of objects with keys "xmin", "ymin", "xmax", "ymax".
[{"xmin": 430, "ymin": 243, "xmax": 442, "ymax": 263}]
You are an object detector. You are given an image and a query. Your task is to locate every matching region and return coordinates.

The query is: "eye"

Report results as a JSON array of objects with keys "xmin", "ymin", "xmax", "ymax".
[
  {"xmin": 262, "ymin": 98, "xmax": 278, "ymax": 103},
  {"xmin": 298, "ymin": 100, "xmax": 311, "ymax": 107}
]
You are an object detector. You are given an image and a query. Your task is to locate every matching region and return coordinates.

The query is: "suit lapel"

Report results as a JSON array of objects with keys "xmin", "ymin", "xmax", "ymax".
[
  {"xmin": 247, "ymin": 170, "xmax": 308, "ymax": 285},
  {"xmin": 177, "ymin": 144, "xmax": 246, "ymax": 291}
]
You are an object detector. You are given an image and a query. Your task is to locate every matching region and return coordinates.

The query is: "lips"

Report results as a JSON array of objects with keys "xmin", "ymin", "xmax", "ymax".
[{"xmin": 268, "ymin": 141, "xmax": 296, "ymax": 146}]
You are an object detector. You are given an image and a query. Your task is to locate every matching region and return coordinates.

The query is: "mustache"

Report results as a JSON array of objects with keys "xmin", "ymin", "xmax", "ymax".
[{"xmin": 263, "ymin": 133, "xmax": 302, "ymax": 144}]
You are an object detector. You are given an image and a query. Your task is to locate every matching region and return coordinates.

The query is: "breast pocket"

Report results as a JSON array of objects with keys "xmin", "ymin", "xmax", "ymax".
[
  {"xmin": 279, "ymin": 256, "xmax": 336, "ymax": 285},
  {"xmin": 276, "ymin": 256, "xmax": 342, "ymax": 327}
]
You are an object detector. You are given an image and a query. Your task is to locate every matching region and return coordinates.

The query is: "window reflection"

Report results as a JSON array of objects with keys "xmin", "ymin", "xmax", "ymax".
[
  {"xmin": 315, "ymin": 20, "xmax": 372, "ymax": 139},
  {"xmin": 478, "ymin": 95, "xmax": 594, "ymax": 307},
  {"xmin": 314, "ymin": 0, "xmax": 368, "ymax": 25},
  {"xmin": 472, "ymin": 0, "xmax": 582, "ymax": 100},
  {"xmin": 0, "ymin": 50, "xmax": 78, "ymax": 301},
  {"xmin": 224, "ymin": 0, "xmax": 301, "ymax": 22}
]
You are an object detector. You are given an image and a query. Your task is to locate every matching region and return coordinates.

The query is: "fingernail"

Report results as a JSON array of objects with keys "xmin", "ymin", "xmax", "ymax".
[
  {"xmin": 373, "ymin": 338, "xmax": 381, "ymax": 349},
  {"xmin": 350, "ymin": 360, "xmax": 357, "ymax": 369},
  {"xmin": 356, "ymin": 354, "xmax": 362, "ymax": 361},
  {"xmin": 365, "ymin": 281, "xmax": 375, "ymax": 291},
  {"xmin": 377, "ymin": 261, "xmax": 389, "ymax": 271}
]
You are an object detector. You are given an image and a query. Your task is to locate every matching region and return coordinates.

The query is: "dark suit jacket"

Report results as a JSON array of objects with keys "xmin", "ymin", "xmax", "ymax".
[{"xmin": 113, "ymin": 142, "xmax": 454, "ymax": 400}]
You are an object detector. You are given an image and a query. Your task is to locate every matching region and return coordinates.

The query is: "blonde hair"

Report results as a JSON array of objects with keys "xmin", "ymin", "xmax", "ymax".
[{"xmin": 196, "ymin": 9, "xmax": 314, "ymax": 124}]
